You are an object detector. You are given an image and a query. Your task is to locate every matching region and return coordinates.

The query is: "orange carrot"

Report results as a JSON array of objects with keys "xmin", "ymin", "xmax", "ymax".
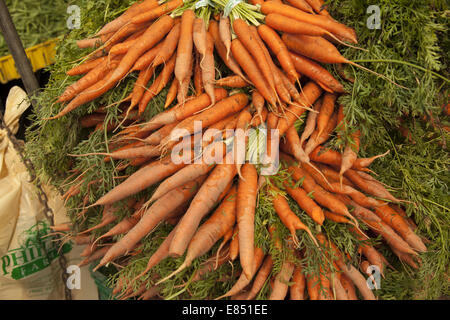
[
  {"xmin": 94, "ymin": 176, "xmax": 205, "ymax": 270},
  {"xmin": 246, "ymin": 255, "xmax": 274, "ymax": 300},
  {"xmin": 229, "ymin": 226, "xmax": 240, "ymax": 261},
  {"xmin": 236, "ymin": 164, "xmax": 259, "ymax": 280},
  {"xmin": 194, "ymin": 53, "xmax": 204, "ymax": 96},
  {"xmin": 234, "ymin": 19, "xmax": 276, "ymax": 98},
  {"xmin": 285, "ymin": 0, "xmax": 314, "ymax": 13},
  {"xmin": 231, "ymin": 39, "xmax": 276, "ymax": 106},
  {"xmin": 258, "ymin": 24, "xmax": 300, "ymax": 85},
  {"xmin": 272, "ymin": 187, "xmax": 318, "ymax": 247},
  {"xmin": 201, "ymin": 32, "xmax": 216, "ymax": 106},
  {"xmin": 269, "ymin": 260, "xmax": 295, "ymax": 300},
  {"xmin": 304, "ymin": 111, "xmax": 338, "ymax": 155},
  {"xmin": 131, "ymin": 0, "xmax": 183, "ymax": 25},
  {"xmin": 132, "ymin": 41, "xmax": 165, "ymax": 71},
  {"xmin": 66, "ymin": 56, "xmax": 107, "ymax": 76},
  {"xmin": 164, "ymin": 79, "xmax": 179, "ymax": 109},
  {"xmin": 261, "ymin": 1, "xmax": 357, "ymax": 44},
  {"xmin": 175, "ymin": 9, "xmax": 195, "ymax": 86},
  {"xmin": 284, "ymin": 183, "xmax": 325, "ymax": 225},
  {"xmin": 169, "ymin": 153, "xmax": 237, "ymax": 257},
  {"xmin": 219, "ymin": 16, "xmax": 232, "ymax": 59},
  {"xmin": 152, "ymin": 22, "xmax": 181, "ymax": 68},
  {"xmin": 209, "ymin": 20, "xmax": 246, "ymax": 80},
  {"xmin": 340, "ymin": 130, "xmax": 361, "ymax": 184},
  {"xmin": 290, "ymin": 265, "xmax": 306, "ymax": 300},
  {"xmin": 216, "ymin": 75, "xmax": 248, "ymax": 88},
  {"xmin": 339, "ymin": 273, "xmax": 358, "ymax": 300},
  {"xmin": 157, "ymin": 186, "xmax": 238, "ymax": 285},
  {"xmin": 316, "ymin": 93, "xmax": 337, "ymax": 137}
]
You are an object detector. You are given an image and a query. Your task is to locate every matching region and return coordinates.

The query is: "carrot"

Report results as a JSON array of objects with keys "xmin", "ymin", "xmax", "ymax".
[
  {"xmin": 93, "ymin": 155, "xmax": 188, "ymax": 206},
  {"xmin": 216, "ymin": 247, "xmax": 265, "ymax": 300},
  {"xmin": 290, "ymin": 265, "xmax": 306, "ymax": 300},
  {"xmin": 271, "ymin": 188, "xmax": 318, "ymax": 247},
  {"xmin": 177, "ymin": 56, "xmax": 193, "ymax": 104},
  {"xmin": 276, "ymin": 82, "xmax": 323, "ymax": 136},
  {"xmin": 163, "ymin": 93, "xmax": 249, "ymax": 143},
  {"xmin": 339, "ymin": 273, "xmax": 358, "ymax": 300},
  {"xmin": 269, "ymin": 260, "xmax": 295, "ymax": 300},
  {"xmin": 391, "ymin": 247, "xmax": 420, "ymax": 269},
  {"xmin": 96, "ymin": 0, "xmax": 159, "ymax": 36},
  {"xmin": 252, "ymin": 90, "xmax": 266, "ymax": 124},
  {"xmin": 131, "ymin": 0, "xmax": 183, "ymax": 25},
  {"xmin": 145, "ymin": 122, "xmax": 179, "ymax": 145},
  {"xmin": 258, "ymin": 24, "xmax": 300, "ymax": 85},
  {"xmin": 152, "ymin": 23, "xmax": 181, "ymax": 67},
  {"xmin": 304, "ymin": 111, "xmax": 338, "ymax": 155},
  {"xmin": 305, "ymin": 0, "xmax": 330, "ymax": 16},
  {"xmin": 109, "ymin": 29, "xmax": 146, "ymax": 56},
  {"xmin": 234, "ymin": 19, "xmax": 276, "ymax": 99},
  {"xmin": 331, "ymin": 273, "xmax": 349, "ymax": 300},
  {"xmin": 316, "ymin": 93, "xmax": 336, "ymax": 138},
  {"xmin": 229, "ymin": 226, "xmax": 240, "ymax": 261},
  {"xmin": 246, "ymin": 255, "xmax": 273, "ymax": 300},
  {"xmin": 231, "ymin": 39, "xmax": 276, "ymax": 107},
  {"xmin": 194, "ymin": 53, "xmax": 204, "ymax": 96},
  {"xmin": 327, "ymin": 182, "xmax": 383, "ymax": 209},
  {"xmin": 219, "ymin": 16, "xmax": 231, "ymax": 59},
  {"xmin": 340, "ymin": 131, "xmax": 361, "ymax": 184},
  {"xmin": 201, "ymin": 32, "xmax": 216, "ymax": 106},
  {"xmin": 139, "ymin": 53, "xmax": 177, "ymax": 114},
  {"xmin": 169, "ymin": 153, "xmax": 238, "ymax": 257},
  {"xmin": 138, "ymin": 286, "xmax": 160, "ymax": 300},
  {"xmin": 175, "ymin": 9, "xmax": 195, "ymax": 86},
  {"xmin": 291, "ymin": 52, "xmax": 344, "ymax": 93},
  {"xmin": 132, "ymin": 225, "xmax": 180, "ymax": 283},
  {"xmin": 157, "ymin": 186, "xmax": 238, "ymax": 284},
  {"xmin": 261, "ymin": 1, "xmax": 357, "ymax": 44},
  {"xmin": 100, "ymin": 144, "xmax": 161, "ymax": 160},
  {"xmin": 236, "ymin": 164, "xmax": 259, "ymax": 280},
  {"xmin": 299, "ymin": 100, "xmax": 320, "ymax": 146},
  {"xmin": 353, "ymin": 231, "xmax": 387, "ymax": 277},
  {"xmin": 374, "ymin": 204, "xmax": 427, "ymax": 253},
  {"xmin": 208, "ymin": 20, "xmax": 246, "ymax": 80},
  {"xmin": 216, "ymin": 75, "xmax": 248, "ymax": 88},
  {"xmin": 285, "ymin": 0, "xmax": 314, "ymax": 13},
  {"xmin": 76, "ymin": 37, "xmax": 103, "ymax": 49},
  {"xmin": 323, "ymin": 209, "xmax": 350, "ymax": 224},
  {"xmin": 132, "ymin": 41, "xmax": 165, "ymax": 71},
  {"xmin": 150, "ymin": 162, "xmax": 215, "ymax": 202},
  {"xmin": 165, "ymin": 79, "xmax": 179, "ymax": 109},
  {"xmin": 288, "ymin": 166, "xmax": 359, "ymax": 227},
  {"xmin": 58, "ymin": 56, "xmax": 122, "ymax": 103},
  {"xmin": 144, "ymin": 89, "xmax": 228, "ymax": 131},
  {"xmin": 94, "ymin": 177, "xmax": 205, "ymax": 270},
  {"xmin": 80, "ymin": 113, "xmax": 106, "ymax": 128},
  {"xmin": 306, "ymin": 274, "xmax": 320, "ymax": 300},
  {"xmin": 129, "ymin": 66, "xmax": 156, "ymax": 110},
  {"xmin": 284, "ymin": 183, "xmax": 325, "ymax": 225},
  {"xmin": 67, "ymin": 56, "xmax": 107, "ymax": 76},
  {"xmin": 78, "ymin": 245, "xmax": 113, "ymax": 267}
]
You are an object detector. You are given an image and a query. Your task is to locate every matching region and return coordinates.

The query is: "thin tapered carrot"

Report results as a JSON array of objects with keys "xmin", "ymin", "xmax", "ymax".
[
  {"xmin": 175, "ymin": 9, "xmax": 195, "ymax": 86},
  {"xmin": 272, "ymin": 187, "xmax": 318, "ymax": 247},
  {"xmin": 374, "ymin": 204, "xmax": 426, "ymax": 253},
  {"xmin": 96, "ymin": 0, "xmax": 159, "ymax": 36},
  {"xmin": 352, "ymin": 228, "xmax": 386, "ymax": 277},
  {"xmin": 290, "ymin": 52, "xmax": 345, "ymax": 93},
  {"xmin": 236, "ymin": 164, "xmax": 259, "ymax": 280},
  {"xmin": 157, "ymin": 186, "xmax": 238, "ymax": 285},
  {"xmin": 290, "ymin": 265, "xmax": 306, "ymax": 300},
  {"xmin": 145, "ymin": 122, "xmax": 179, "ymax": 146},
  {"xmin": 132, "ymin": 41, "xmax": 165, "ymax": 71},
  {"xmin": 219, "ymin": 15, "xmax": 231, "ymax": 59},
  {"xmin": 94, "ymin": 177, "xmax": 205, "ymax": 270},
  {"xmin": 229, "ymin": 226, "xmax": 240, "ymax": 261},
  {"xmin": 304, "ymin": 111, "xmax": 338, "ymax": 155},
  {"xmin": 340, "ymin": 130, "xmax": 361, "ymax": 185},
  {"xmin": 165, "ymin": 79, "xmax": 179, "ymax": 109},
  {"xmin": 316, "ymin": 93, "xmax": 336, "ymax": 137},
  {"xmin": 269, "ymin": 260, "xmax": 295, "ymax": 300},
  {"xmin": 194, "ymin": 53, "xmax": 204, "ymax": 96},
  {"xmin": 150, "ymin": 162, "xmax": 215, "ymax": 202},
  {"xmin": 285, "ymin": 183, "xmax": 325, "ymax": 225},
  {"xmin": 289, "ymin": 166, "xmax": 359, "ymax": 227},
  {"xmin": 324, "ymin": 209, "xmax": 351, "ymax": 224},
  {"xmin": 339, "ymin": 273, "xmax": 358, "ymax": 300},
  {"xmin": 305, "ymin": 0, "xmax": 331, "ymax": 16},
  {"xmin": 93, "ymin": 155, "xmax": 188, "ymax": 206},
  {"xmin": 163, "ymin": 93, "xmax": 249, "ymax": 143},
  {"xmin": 129, "ymin": 66, "xmax": 156, "ymax": 110},
  {"xmin": 231, "ymin": 39, "xmax": 276, "ymax": 106},
  {"xmin": 152, "ymin": 22, "xmax": 181, "ymax": 68},
  {"xmin": 234, "ymin": 19, "xmax": 276, "ymax": 98},
  {"xmin": 96, "ymin": 144, "xmax": 161, "ymax": 160},
  {"xmin": 258, "ymin": 24, "xmax": 300, "ymax": 85},
  {"xmin": 331, "ymin": 273, "xmax": 349, "ymax": 300},
  {"xmin": 246, "ymin": 255, "xmax": 274, "ymax": 300},
  {"xmin": 66, "ymin": 56, "xmax": 107, "ymax": 76},
  {"xmin": 144, "ymin": 89, "xmax": 228, "ymax": 131},
  {"xmin": 76, "ymin": 38, "xmax": 102, "ymax": 49},
  {"xmin": 261, "ymin": 1, "xmax": 357, "ymax": 44},
  {"xmin": 285, "ymin": 0, "xmax": 314, "ymax": 13},
  {"xmin": 276, "ymin": 82, "xmax": 323, "ymax": 136},
  {"xmin": 139, "ymin": 54, "xmax": 176, "ymax": 114},
  {"xmin": 216, "ymin": 247, "xmax": 265, "ymax": 300},
  {"xmin": 131, "ymin": 0, "xmax": 183, "ymax": 25},
  {"xmin": 252, "ymin": 90, "xmax": 266, "ymax": 124},
  {"xmin": 300, "ymin": 101, "xmax": 321, "ymax": 147},
  {"xmin": 306, "ymin": 274, "xmax": 320, "ymax": 300},
  {"xmin": 78, "ymin": 245, "xmax": 113, "ymax": 267},
  {"xmin": 58, "ymin": 56, "xmax": 122, "ymax": 103},
  {"xmin": 234, "ymin": 109, "xmax": 253, "ymax": 178},
  {"xmin": 193, "ymin": 18, "xmax": 207, "ymax": 59},
  {"xmin": 216, "ymin": 75, "xmax": 248, "ymax": 88},
  {"xmin": 109, "ymin": 29, "xmax": 147, "ymax": 56},
  {"xmin": 177, "ymin": 56, "xmax": 193, "ymax": 104},
  {"xmin": 391, "ymin": 247, "xmax": 420, "ymax": 269},
  {"xmin": 202, "ymin": 32, "xmax": 216, "ymax": 106},
  {"xmin": 169, "ymin": 153, "xmax": 238, "ymax": 257}
]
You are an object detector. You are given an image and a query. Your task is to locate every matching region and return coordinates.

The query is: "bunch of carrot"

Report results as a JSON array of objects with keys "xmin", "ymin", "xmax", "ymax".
[{"xmin": 47, "ymin": 0, "xmax": 428, "ymax": 300}]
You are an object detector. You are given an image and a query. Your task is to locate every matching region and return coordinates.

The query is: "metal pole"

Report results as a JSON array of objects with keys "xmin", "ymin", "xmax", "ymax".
[{"xmin": 0, "ymin": 0, "xmax": 40, "ymax": 99}]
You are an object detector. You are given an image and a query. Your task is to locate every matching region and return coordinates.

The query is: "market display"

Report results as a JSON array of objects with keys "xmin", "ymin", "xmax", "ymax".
[{"xmin": 24, "ymin": 0, "xmax": 449, "ymax": 300}]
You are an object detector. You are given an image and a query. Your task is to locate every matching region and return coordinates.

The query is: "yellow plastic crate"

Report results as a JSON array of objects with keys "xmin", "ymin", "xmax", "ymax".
[{"xmin": 0, "ymin": 38, "xmax": 59, "ymax": 84}]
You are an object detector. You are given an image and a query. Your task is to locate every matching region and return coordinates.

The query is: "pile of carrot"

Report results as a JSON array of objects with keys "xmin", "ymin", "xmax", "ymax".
[{"xmin": 49, "ymin": 0, "xmax": 428, "ymax": 300}]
